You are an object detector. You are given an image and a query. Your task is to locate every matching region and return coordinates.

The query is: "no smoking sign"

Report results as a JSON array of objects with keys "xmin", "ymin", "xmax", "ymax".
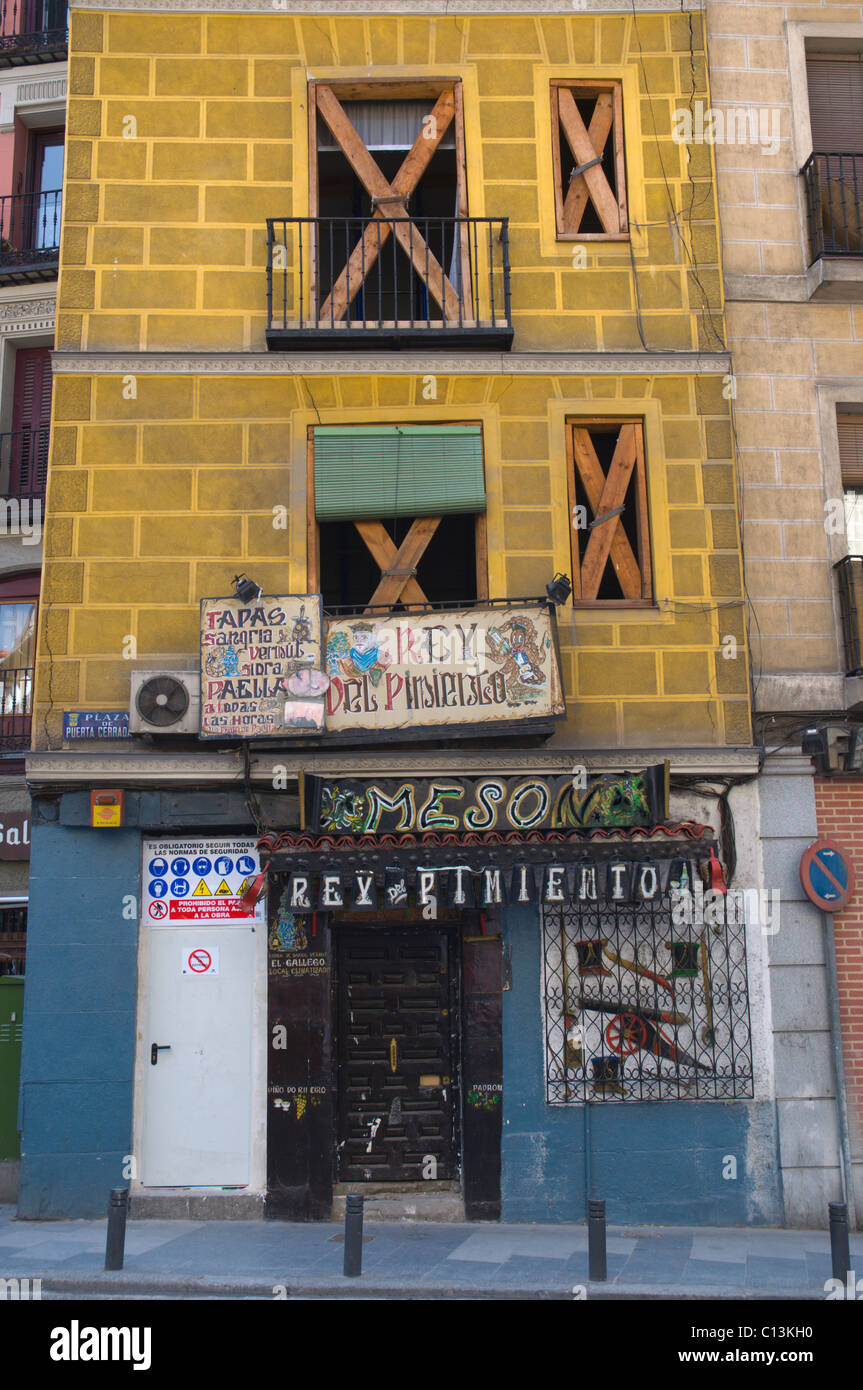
[{"xmin": 181, "ymin": 946, "xmax": 219, "ymax": 976}]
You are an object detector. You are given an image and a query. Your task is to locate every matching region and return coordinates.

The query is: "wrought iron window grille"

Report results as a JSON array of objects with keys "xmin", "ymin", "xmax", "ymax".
[{"xmin": 542, "ymin": 898, "xmax": 754, "ymax": 1103}]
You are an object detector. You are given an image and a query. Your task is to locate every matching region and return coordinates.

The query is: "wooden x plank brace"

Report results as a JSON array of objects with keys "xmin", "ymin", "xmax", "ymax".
[
  {"xmin": 558, "ymin": 88, "xmax": 623, "ymax": 235},
  {"xmin": 316, "ymin": 86, "xmax": 464, "ymax": 323},
  {"xmin": 572, "ymin": 425, "xmax": 643, "ymax": 600},
  {"xmin": 353, "ymin": 517, "xmax": 442, "ymax": 611}
]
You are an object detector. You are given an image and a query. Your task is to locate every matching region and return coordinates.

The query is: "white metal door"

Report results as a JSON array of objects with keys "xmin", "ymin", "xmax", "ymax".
[{"xmin": 140, "ymin": 926, "xmax": 255, "ymax": 1186}]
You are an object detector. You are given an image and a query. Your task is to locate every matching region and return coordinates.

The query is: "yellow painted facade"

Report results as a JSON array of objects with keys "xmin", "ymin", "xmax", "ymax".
[{"xmin": 36, "ymin": 8, "xmax": 751, "ymax": 751}]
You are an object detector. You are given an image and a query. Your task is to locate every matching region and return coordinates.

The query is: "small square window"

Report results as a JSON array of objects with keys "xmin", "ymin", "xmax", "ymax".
[{"xmin": 551, "ymin": 81, "xmax": 628, "ymax": 240}]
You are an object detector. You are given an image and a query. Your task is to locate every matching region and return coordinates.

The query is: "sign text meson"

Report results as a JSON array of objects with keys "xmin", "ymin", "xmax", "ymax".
[
  {"xmin": 324, "ymin": 603, "xmax": 564, "ymax": 735},
  {"xmin": 200, "ymin": 594, "xmax": 325, "ymax": 739},
  {"xmin": 305, "ymin": 767, "xmax": 668, "ymax": 834}
]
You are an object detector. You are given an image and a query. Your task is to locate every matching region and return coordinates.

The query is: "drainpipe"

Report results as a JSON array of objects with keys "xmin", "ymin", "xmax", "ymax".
[{"xmin": 822, "ymin": 909, "xmax": 857, "ymax": 1230}]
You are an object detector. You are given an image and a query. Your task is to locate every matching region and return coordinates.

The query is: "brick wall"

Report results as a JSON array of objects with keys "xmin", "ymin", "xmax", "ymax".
[{"xmin": 814, "ymin": 776, "xmax": 863, "ymax": 1154}]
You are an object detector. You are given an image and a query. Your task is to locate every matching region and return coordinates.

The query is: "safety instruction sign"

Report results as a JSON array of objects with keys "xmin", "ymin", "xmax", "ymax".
[{"xmin": 143, "ymin": 838, "xmax": 266, "ymax": 924}]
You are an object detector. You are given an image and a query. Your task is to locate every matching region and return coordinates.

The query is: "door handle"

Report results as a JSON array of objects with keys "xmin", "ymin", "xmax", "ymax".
[{"xmin": 150, "ymin": 1043, "xmax": 171, "ymax": 1066}]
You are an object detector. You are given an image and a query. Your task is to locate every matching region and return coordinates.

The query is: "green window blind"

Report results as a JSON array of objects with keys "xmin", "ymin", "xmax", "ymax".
[{"xmin": 313, "ymin": 425, "xmax": 486, "ymax": 520}]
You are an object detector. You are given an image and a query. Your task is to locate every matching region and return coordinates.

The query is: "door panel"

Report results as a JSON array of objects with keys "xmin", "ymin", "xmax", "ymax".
[
  {"xmin": 337, "ymin": 928, "xmax": 457, "ymax": 1182},
  {"xmin": 140, "ymin": 926, "xmax": 254, "ymax": 1187}
]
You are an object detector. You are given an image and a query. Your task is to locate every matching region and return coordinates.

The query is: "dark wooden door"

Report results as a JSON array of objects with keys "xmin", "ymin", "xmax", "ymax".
[{"xmin": 336, "ymin": 928, "xmax": 457, "ymax": 1182}]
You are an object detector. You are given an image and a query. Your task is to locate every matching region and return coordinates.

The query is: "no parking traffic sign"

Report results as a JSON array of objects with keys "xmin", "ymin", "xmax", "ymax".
[{"xmin": 799, "ymin": 839, "xmax": 855, "ymax": 912}]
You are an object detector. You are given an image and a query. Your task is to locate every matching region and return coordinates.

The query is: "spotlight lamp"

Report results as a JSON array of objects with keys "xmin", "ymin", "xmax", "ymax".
[
  {"xmin": 545, "ymin": 572, "xmax": 573, "ymax": 607},
  {"xmin": 233, "ymin": 573, "xmax": 262, "ymax": 604},
  {"xmin": 801, "ymin": 727, "xmax": 828, "ymax": 760}
]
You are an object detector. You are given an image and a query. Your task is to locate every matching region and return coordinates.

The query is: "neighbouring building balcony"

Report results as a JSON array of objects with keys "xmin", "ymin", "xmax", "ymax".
[
  {"xmin": 802, "ymin": 152, "xmax": 863, "ymax": 263},
  {"xmin": 0, "ymin": 0, "xmax": 67, "ymax": 66},
  {"xmin": 0, "ymin": 188, "xmax": 61, "ymax": 283},
  {"xmin": 0, "ymin": 427, "xmax": 47, "ymax": 502},
  {"xmin": 266, "ymin": 215, "xmax": 513, "ymax": 351},
  {"xmin": 0, "ymin": 667, "xmax": 32, "ymax": 752},
  {"xmin": 835, "ymin": 554, "xmax": 863, "ymax": 676}
]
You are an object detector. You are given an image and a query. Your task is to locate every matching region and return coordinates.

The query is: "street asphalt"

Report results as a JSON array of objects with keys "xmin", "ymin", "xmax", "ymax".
[{"xmin": 2, "ymin": 1205, "xmax": 861, "ymax": 1299}]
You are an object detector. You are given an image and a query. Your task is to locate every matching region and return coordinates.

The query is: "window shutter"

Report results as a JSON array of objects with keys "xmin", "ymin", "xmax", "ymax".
[
  {"xmin": 839, "ymin": 414, "xmax": 863, "ymax": 487},
  {"xmin": 313, "ymin": 425, "xmax": 486, "ymax": 520},
  {"xmin": 806, "ymin": 57, "xmax": 863, "ymax": 152}
]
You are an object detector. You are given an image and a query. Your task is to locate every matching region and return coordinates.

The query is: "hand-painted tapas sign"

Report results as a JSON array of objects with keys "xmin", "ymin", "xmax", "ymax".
[
  {"xmin": 142, "ymin": 838, "xmax": 266, "ymax": 924},
  {"xmin": 323, "ymin": 602, "xmax": 565, "ymax": 737},
  {"xmin": 200, "ymin": 593, "xmax": 325, "ymax": 739},
  {"xmin": 799, "ymin": 838, "xmax": 855, "ymax": 911},
  {"xmin": 0, "ymin": 811, "xmax": 29, "ymax": 860},
  {"xmin": 63, "ymin": 711, "xmax": 130, "ymax": 740},
  {"xmin": 304, "ymin": 766, "xmax": 669, "ymax": 835}
]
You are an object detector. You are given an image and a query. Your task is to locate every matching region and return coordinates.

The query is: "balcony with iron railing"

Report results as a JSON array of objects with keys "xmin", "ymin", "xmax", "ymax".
[
  {"xmin": 0, "ymin": 188, "xmax": 61, "ymax": 283},
  {"xmin": 835, "ymin": 554, "xmax": 863, "ymax": 677},
  {"xmin": 0, "ymin": 426, "xmax": 47, "ymax": 504},
  {"xmin": 0, "ymin": 1, "xmax": 67, "ymax": 66},
  {"xmin": 0, "ymin": 667, "xmax": 31, "ymax": 752},
  {"xmin": 801, "ymin": 152, "xmax": 863, "ymax": 264},
  {"xmin": 266, "ymin": 215, "xmax": 513, "ymax": 350}
]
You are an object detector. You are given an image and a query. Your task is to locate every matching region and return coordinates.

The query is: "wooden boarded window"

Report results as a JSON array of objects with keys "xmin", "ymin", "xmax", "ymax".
[
  {"xmin": 839, "ymin": 412, "xmax": 863, "ymax": 555},
  {"xmin": 566, "ymin": 420, "xmax": 652, "ymax": 604},
  {"xmin": 310, "ymin": 80, "xmax": 470, "ymax": 325},
  {"xmin": 308, "ymin": 424, "xmax": 488, "ymax": 610},
  {"xmin": 551, "ymin": 81, "xmax": 628, "ymax": 240}
]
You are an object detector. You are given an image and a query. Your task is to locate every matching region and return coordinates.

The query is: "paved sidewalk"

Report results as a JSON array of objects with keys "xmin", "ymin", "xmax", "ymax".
[{"xmin": 1, "ymin": 1205, "xmax": 859, "ymax": 1299}]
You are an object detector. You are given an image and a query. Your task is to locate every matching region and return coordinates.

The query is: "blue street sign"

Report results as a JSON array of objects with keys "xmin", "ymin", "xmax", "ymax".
[
  {"xmin": 800, "ymin": 839, "xmax": 855, "ymax": 912},
  {"xmin": 63, "ymin": 712, "xmax": 130, "ymax": 740}
]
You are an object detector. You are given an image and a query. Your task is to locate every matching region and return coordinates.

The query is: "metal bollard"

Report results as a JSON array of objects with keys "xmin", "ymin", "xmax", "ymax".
[
  {"xmin": 343, "ymin": 1192, "xmax": 364, "ymax": 1277},
  {"xmin": 829, "ymin": 1201, "xmax": 851, "ymax": 1282},
  {"xmin": 588, "ymin": 1197, "xmax": 607, "ymax": 1282},
  {"xmin": 105, "ymin": 1188, "xmax": 129, "ymax": 1271}
]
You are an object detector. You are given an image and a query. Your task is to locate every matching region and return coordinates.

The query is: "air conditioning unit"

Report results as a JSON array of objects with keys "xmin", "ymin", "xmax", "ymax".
[{"xmin": 130, "ymin": 671, "xmax": 200, "ymax": 735}]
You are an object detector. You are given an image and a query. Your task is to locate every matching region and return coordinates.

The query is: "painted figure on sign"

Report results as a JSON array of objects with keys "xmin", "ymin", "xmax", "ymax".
[
  {"xmin": 270, "ymin": 892, "xmax": 307, "ymax": 953},
  {"xmin": 488, "ymin": 617, "xmax": 546, "ymax": 696}
]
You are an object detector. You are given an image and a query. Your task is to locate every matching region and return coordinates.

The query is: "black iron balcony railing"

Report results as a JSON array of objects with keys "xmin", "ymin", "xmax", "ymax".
[
  {"xmin": 0, "ymin": 666, "xmax": 32, "ymax": 751},
  {"xmin": 0, "ymin": 1, "xmax": 67, "ymax": 66},
  {"xmin": 0, "ymin": 188, "xmax": 61, "ymax": 283},
  {"xmin": 835, "ymin": 554, "xmax": 863, "ymax": 675},
  {"xmin": 802, "ymin": 152, "xmax": 863, "ymax": 264},
  {"xmin": 266, "ymin": 215, "xmax": 513, "ymax": 351},
  {"xmin": 0, "ymin": 427, "xmax": 48, "ymax": 501}
]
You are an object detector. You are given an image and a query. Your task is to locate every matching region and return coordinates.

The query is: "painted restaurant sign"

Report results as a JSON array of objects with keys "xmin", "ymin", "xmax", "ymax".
[
  {"xmin": 200, "ymin": 594, "xmax": 326, "ymax": 738},
  {"xmin": 323, "ymin": 602, "xmax": 565, "ymax": 736},
  {"xmin": 304, "ymin": 766, "xmax": 670, "ymax": 834}
]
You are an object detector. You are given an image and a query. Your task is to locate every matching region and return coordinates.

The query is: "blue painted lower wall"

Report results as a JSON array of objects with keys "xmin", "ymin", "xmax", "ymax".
[
  {"xmin": 16, "ymin": 818, "xmax": 140, "ymax": 1219},
  {"xmin": 500, "ymin": 904, "xmax": 784, "ymax": 1226},
  {"xmin": 17, "ymin": 813, "xmax": 785, "ymax": 1225}
]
